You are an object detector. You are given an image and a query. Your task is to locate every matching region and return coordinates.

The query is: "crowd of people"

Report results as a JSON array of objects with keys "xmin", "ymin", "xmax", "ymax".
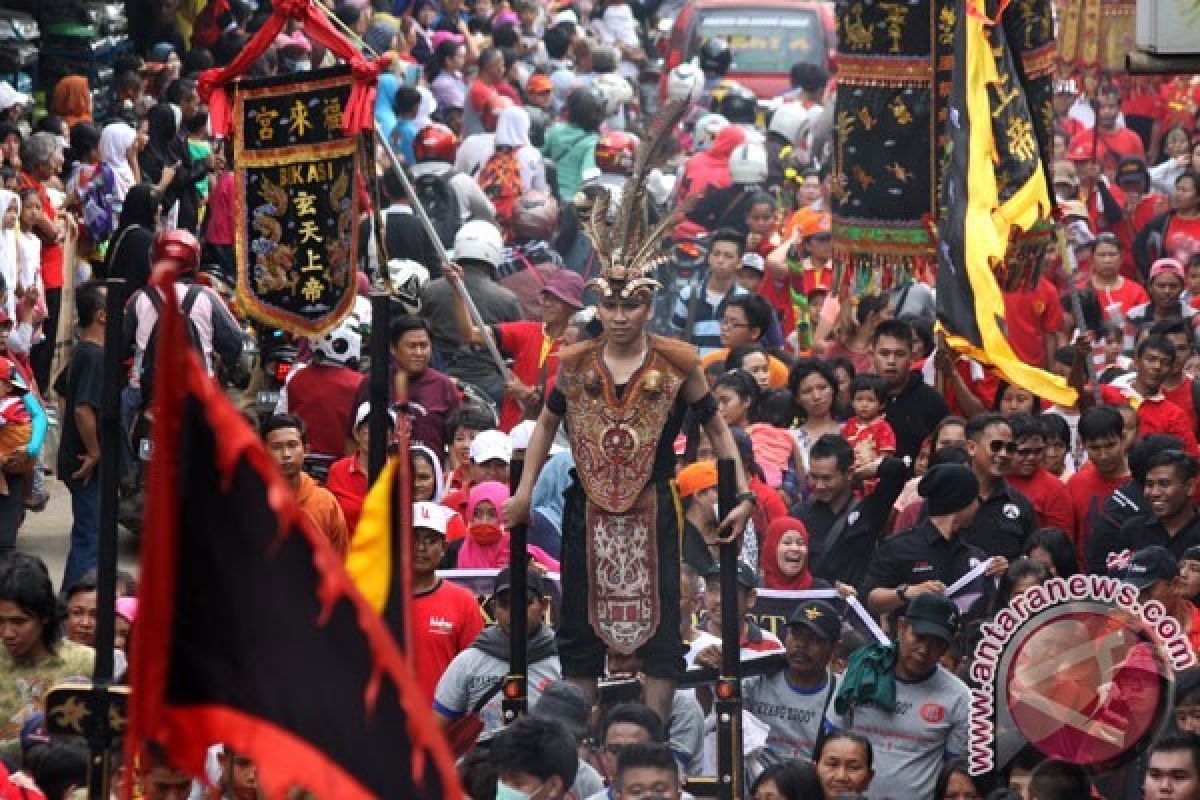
[{"xmin": 0, "ymin": 0, "xmax": 1198, "ymax": 797}]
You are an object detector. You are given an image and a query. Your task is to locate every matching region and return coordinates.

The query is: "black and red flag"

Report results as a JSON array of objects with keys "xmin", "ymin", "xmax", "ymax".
[{"xmin": 126, "ymin": 264, "xmax": 462, "ymax": 799}]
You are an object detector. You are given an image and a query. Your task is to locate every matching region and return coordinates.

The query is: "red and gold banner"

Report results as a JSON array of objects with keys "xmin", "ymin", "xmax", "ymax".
[{"xmin": 232, "ymin": 67, "xmax": 360, "ymax": 335}]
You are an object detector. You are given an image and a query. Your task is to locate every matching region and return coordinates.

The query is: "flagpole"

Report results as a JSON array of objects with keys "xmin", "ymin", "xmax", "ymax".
[
  {"xmin": 503, "ymin": 459, "xmax": 528, "ymax": 723},
  {"xmin": 715, "ymin": 458, "xmax": 743, "ymax": 800},
  {"xmin": 368, "ymin": 291, "xmax": 391, "ymax": 483},
  {"xmin": 88, "ymin": 276, "xmax": 126, "ymax": 799}
]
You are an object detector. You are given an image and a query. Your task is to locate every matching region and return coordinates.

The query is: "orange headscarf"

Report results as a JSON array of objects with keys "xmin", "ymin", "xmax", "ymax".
[{"xmin": 51, "ymin": 76, "xmax": 92, "ymax": 127}]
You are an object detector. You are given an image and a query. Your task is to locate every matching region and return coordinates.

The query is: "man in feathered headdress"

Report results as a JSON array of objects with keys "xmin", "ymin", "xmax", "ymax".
[{"xmin": 505, "ymin": 102, "xmax": 755, "ymax": 725}]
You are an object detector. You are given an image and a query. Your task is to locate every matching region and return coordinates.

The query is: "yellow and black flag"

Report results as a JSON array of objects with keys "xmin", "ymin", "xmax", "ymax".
[{"xmin": 936, "ymin": 0, "xmax": 1077, "ymax": 408}]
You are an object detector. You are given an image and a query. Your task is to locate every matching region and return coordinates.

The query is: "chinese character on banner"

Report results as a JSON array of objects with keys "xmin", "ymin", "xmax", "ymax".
[{"xmin": 231, "ymin": 67, "xmax": 360, "ymax": 336}]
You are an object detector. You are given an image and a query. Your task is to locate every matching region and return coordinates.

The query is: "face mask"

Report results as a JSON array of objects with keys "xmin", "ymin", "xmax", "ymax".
[
  {"xmin": 495, "ymin": 780, "xmax": 544, "ymax": 800},
  {"xmin": 469, "ymin": 522, "xmax": 504, "ymax": 545}
]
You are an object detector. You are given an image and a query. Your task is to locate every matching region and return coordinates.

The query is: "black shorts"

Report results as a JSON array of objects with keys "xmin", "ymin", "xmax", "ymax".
[{"xmin": 557, "ymin": 473, "xmax": 685, "ymax": 681}]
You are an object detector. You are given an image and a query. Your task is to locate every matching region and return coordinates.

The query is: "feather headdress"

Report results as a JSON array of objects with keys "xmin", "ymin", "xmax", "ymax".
[{"xmin": 582, "ymin": 100, "xmax": 691, "ymax": 299}]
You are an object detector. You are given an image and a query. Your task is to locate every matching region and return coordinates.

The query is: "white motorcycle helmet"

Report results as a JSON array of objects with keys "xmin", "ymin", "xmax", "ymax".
[
  {"xmin": 666, "ymin": 62, "xmax": 705, "ymax": 104},
  {"xmin": 387, "ymin": 258, "xmax": 429, "ymax": 315},
  {"xmin": 452, "ymin": 220, "xmax": 505, "ymax": 268},
  {"xmin": 594, "ymin": 72, "xmax": 633, "ymax": 117},
  {"xmin": 693, "ymin": 113, "xmax": 729, "ymax": 152},
  {"xmin": 729, "ymin": 141, "xmax": 769, "ymax": 185},
  {"xmin": 768, "ymin": 102, "xmax": 810, "ymax": 146},
  {"xmin": 312, "ymin": 316, "xmax": 362, "ymax": 366}
]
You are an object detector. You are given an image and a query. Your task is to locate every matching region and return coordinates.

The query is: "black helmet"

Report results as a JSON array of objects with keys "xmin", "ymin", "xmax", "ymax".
[
  {"xmin": 719, "ymin": 84, "xmax": 758, "ymax": 125},
  {"xmin": 566, "ymin": 85, "xmax": 607, "ymax": 132},
  {"xmin": 698, "ymin": 38, "xmax": 732, "ymax": 78}
]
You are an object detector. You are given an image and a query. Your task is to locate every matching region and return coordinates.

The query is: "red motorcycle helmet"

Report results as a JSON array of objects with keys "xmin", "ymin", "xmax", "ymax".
[
  {"xmin": 152, "ymin": 229, "xmax": 201, "ymax": 274},
  {"xmin": 595, "ymin": 131, "xmax": 639, "ymax": 176},
  {"xmin": 414, "ymin": 123, "xmax": 459, "ymax": 163}
]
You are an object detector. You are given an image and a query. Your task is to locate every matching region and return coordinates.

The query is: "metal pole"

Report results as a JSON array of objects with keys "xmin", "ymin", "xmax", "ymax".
[
  {"xmin": 715, "ymin": 458, "xmax": 743, "ymax": 800},
  {"xmin": 367, "ymin": 292, "xmax": 391, "ymax": 483},
  {"xmin": 503, "ymin": 459, "xmax": 528, "ymax": 722},
  {"xmin": 373, "ymin": 129, "xmax": 511, "ymax": 380},
  {"xmin": 88, "ymin": 277, "xmax": 125, "ymax": 799},
  {"xmin": 1055, "ymin": 225, "xmax": 1102, "ymax": 404}
]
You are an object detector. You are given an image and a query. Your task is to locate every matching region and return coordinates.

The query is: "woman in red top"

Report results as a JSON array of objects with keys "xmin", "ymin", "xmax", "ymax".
[
  {"xmin": 1086, "ymin": 233, "xmax": 1148, "ymax": 320},
  {"xmin": 1136, "ymin": 171, "xmax": 1200, "ymax": 273}
]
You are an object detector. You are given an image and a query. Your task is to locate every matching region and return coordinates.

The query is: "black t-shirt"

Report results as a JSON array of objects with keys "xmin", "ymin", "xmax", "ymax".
[
  {"xmin": 885, "ymin": 372, "xmax": 950, "ymax": 462},
  {"xmin": 860, "ymin": 520, "xmax": 992, "ymax": 618},
  {"xmin": 956, "ymin": 481, "xmax": 1037, "ymax": 561},
  {"xmin": 54, "ymin": 341, "xmax": 104, "ymax": 479}
]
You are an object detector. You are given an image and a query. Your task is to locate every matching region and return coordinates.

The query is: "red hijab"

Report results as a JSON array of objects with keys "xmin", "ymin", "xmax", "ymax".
[{"xmin": 762, "ymin": 516, "xmax": 813, "ymax": 590}]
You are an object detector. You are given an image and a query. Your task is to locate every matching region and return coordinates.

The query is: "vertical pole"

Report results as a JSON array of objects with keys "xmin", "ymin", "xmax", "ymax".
[
  {"xmin": 89, "ymin": 277, "xmax": 125, "ymax": 799},
  {"xmin": 503, "ymin": 459, "xmax": 529, "ymax": 722},
  {"xmin": 367, "ymin": 292, "xmax": 391, "ymax": 483},
  {"xmin": 715, "ymin": 458, "xmax": 743, "ymax": 800}
]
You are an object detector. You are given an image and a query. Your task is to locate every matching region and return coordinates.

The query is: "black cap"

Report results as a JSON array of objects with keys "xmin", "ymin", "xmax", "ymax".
[
  {"xmin": 1124, "ymin": 546, "xmax": 1179, "ymax": 589},
  {"xmin": 1182, "ymin": 545, "xmax": 1200, "ymax": 563},
  {"xmin": 494, "ymin": 566, "xmax": 549, "ymax": 599},
  {"xmin": 703, "ymin": 561, "xmax": 759, "ymax": 590},
  {"xmin": 1115, "ymin": 155, "xmax": 1149, "ymax": 186},
  {"xmin": 918, "ymin": 464, "xmax": 980, "ymax": 517},
  {"xmin": 903, "ymin": 593, "xmax": 961, "ymax": 643},
  {"xmin": 787, "ymin": 600, "xmax": 842, "ymax": 642},
  {"xmin": 531, "ymin": 680, "xmax": 590, "ymax": 740}
]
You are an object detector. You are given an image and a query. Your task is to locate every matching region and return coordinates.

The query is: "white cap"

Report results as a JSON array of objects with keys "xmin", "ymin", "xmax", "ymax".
[
  {"xmin": 741, "ymin": 253, "xmax": 765, "ymax": 273},
  {"xmin": 413, "ymin": 502, "xmax": 456, "ymax": 536},
  {"xmin": 0, "ymin": 82, "xmax": 29, "ymax": 112},
  {"xmin": 469, "ymin": 429, "xmax": 513, "ymax": 464},
  {"xmin": 510, "ymin": 420, "xmax": 566, "ymax": 455},
  {"xmin": 354, "ymin": 402, "xmax": 397, "ymax": 429}
]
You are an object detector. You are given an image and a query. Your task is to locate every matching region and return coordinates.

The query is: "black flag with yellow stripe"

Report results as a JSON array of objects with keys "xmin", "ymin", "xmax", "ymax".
[{"xmin": 936, "ymin": 0, "xmax": 1077, "ymax": 408}]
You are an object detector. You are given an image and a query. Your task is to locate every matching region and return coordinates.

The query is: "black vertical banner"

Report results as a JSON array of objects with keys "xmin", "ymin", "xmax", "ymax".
[{"xmin": 232, "ymin": 66, "xmax": 360, "ymax": 335}]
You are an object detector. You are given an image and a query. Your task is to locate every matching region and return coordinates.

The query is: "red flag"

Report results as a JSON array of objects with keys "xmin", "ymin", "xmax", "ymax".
[{"xmin": 127, "ymin": 268, "xmax": 462, "ymax": 799}]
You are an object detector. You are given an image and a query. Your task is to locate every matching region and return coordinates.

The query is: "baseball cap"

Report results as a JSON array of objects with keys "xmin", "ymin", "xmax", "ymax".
[
  {"xmin": 676, "ymin": 460, "xmax": 717, "ymax": 498},
  {"xmin": 1149, "ymin": 257, "xmax": 1186, "ymax": 283},
  {"xmin": 115, "ymin": 596, "xmax": 138, "ymax": 624},
  {"xmin": 788, "ymin": 600, "xmax": 842, "ymax": 641},
  {"xmin": 703, "ymin": 561, "xmax": 759, "ymax": 590},
  {"xmin": 413, "ymin": 501, "xmax": 456, "ymax": 536},
  {"xmin": 354, "ymin": 402, "xmax": 398, "ymax": 429},
  {"xmin": 1054, "ymin": 78, "xmax": 1078, "ymax": 94},
  {"xmin": 531, "ymin": 680, "xmax": 590, "ymax": 739},
  {"xmin": 527, "ymin": 74, "xmax": 554, "ymax": 94},
  {"xmin": 741, "ymin": 253, "xmax": 766, "ymax": 273},
  {"xmin": 903, "ymin": 592, "xmax": 961, "ymax": 642},
  {"xmin": 1115, "ymin": 156, "xmax": 1149, "ymax": 187},
  {"xmin": 1124, "ymin": 546, "xmax": 1179, "ymax": 589},
  {"xmin": 541, "ymin": 270, "xmax": 585, "ymax": 310},
  {"xmin": 493, "ymin": 565, "xmax": 549, "ymax": 598},
  {"xmin": 470, "ymin": 429, "xmax": 513, "ymax": 464},
  {"xmin": 1066, "ymin": 137, "xmax": 1094, "ymax": 162},
  {"xmin": 1183, "ymin": 545, "xmax": 1200, "ymax": 563},
  {"xmin": 508, "ymin": 419, "xmax": 566, "ymax": 456},
  {"xmin": 19, "ymin": 714, "xmax": 48, "ymax": 753},
  {"xmin": 274, "ymin": 31, "xmax": 312, "ymax": 53}
]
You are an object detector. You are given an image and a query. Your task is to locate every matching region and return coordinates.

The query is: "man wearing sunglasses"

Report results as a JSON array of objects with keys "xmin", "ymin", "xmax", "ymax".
[
  {"xmin": 1004, "ymin": 414, "xmax": 1074, "ymax": 534},
  {"xmin": 957, "ymin": 412, "xmax": 1037, "ymax": 561}
]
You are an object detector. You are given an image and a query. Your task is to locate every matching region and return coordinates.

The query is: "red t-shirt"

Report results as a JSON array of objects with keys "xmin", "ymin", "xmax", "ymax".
[
  {"xmin": 326, "ymin": 456, "xmax": 368, "ymax": 533},
  {"xmin": 468, "ymin": 79, "xmax": 495, "ymax": 113},
  {"xmin": 1164, "ymin": 214, "xmax": 1200, "ymax": 263},
  {"xmin": 1070, "ymin": 129, "xmax": 1145, "ymax": 175},
  {"xmin": 285, "ymin": 363, "xmax": 366, "ymax": 458},
  {"xmin": 412, "ymin": 579, "xmax": 486, "ymax": 704},
  {"xmin": 1164, "ymin": 378, "xmax": 1199, "ymax": 437},
  {"xmin": 1100, "ymin": 383, "xmax": 1199, "ymax": 453},
  {"xmin": 1091, "ymin": 277, "xmax": 1149, "ymax": 318},
  {"xmin": 1007, "ymin": 468, "xmax": 1074, "ymax": 535},
  {"xmin": 496, "ymin": 321, "xmax": 563, "ymax": 433},
  {"xmin": 1003, "ymin": 278, "xmax": 1063, "ymax": 366},
  {"xmin": 1066, "ymin": 463, "xmax": 1129, "ymax": 559},
  {"xmin": 757, "ymin": 278, "xmax": 797, "ymax": 347}
]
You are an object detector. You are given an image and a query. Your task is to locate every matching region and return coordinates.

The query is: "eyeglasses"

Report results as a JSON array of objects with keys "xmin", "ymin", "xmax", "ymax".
[
  {"xmin": 720, "ymin": 319, "xmax": 749, "ymax": 329},
  {"xmin": 988, "ymin": 440, "xmax": 1018, "ymax": 454},
  {"xmin": 1015, "ymin": 446, "xmax": 1045, "ymax": 457}
]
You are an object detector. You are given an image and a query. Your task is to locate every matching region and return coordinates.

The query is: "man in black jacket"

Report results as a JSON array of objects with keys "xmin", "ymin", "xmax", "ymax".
[
  {"xmin": 792, "ymin": 433, "xmax": 909, "ymax": 588},
  {"xmin": 873, "ymin": 319, "xmax": 949, "ymax": 462}
]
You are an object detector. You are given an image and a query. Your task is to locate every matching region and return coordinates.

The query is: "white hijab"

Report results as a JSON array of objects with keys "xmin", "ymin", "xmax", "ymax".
[
  {"xmin": 495, "ymin": 106, "xmax": 531, "ymax": 148},
  {"xmin": 0, "ymin": 190, "xmax": 18, "ymax": 318},
  {"xmin": 99, "ymin": 122, "xmax": 139, "ymax": 201},
  {"xmin": 415, "ymin": 86, "xmax": 438, "ymax": 130}
]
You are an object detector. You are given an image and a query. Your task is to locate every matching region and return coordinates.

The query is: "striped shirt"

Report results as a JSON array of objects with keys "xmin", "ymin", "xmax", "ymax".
[{"xmin": 671, "ymin": 283, "xmax": 748, "ymax": 356}]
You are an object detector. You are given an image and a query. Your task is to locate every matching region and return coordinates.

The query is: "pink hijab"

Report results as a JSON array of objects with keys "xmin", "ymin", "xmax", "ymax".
[{"xmin": 456, "ymin": 481, "xmax": 560, "ymax": 571}]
